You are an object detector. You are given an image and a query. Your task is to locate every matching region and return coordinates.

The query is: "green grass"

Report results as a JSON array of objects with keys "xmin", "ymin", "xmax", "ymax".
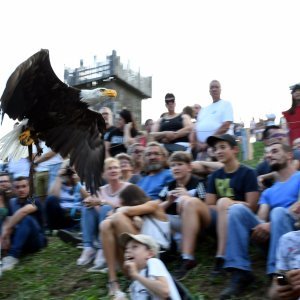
[{"xmin": 0, "ymin": 142, "xmax": 268, "ymax": 299}]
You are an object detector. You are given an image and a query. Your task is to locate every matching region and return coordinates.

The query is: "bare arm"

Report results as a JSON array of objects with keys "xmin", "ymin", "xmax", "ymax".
[
  {"xmin": 120, "ymin": 200, "xmax": 159, "ymax": 217},
  {"xmin": 2, "ymin": 204, "xmax": 37, "ymax": 234},
  {"xmin": 48, "ymin": 175, "xmax": 63, "ymax": 197},
  {"xmin": 257, "ymin": 203, "xmax": 270, "ymax": 221},
  {"xmin": 104, "ymin": 141, "xmax": 111, "ymax": 158},
  {"xmin": 214, "ymin": 121, "xmax": 232, "ymax": 135},
  {"xmin": 244, "ymin": 191, "xmax": 259, "ymax": 212},
  {"xmin": 123, "ymin": 122, "xmax": 136, "ymax": 147},
  {"xmin": 34, "ymin": 150, "xmax": 57, "ymax": 164}
]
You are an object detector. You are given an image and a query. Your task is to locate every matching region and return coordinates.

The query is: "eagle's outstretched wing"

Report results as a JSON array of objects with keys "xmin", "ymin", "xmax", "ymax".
[{"xmin": 0, "ymin": 49, "xmax": 116, "ymax": 191}]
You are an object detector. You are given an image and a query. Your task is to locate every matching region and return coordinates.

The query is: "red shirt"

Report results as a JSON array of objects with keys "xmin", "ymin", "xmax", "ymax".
[{"xmin": 282, "ymin": 106, "xmax": 300, "ymax": 143}]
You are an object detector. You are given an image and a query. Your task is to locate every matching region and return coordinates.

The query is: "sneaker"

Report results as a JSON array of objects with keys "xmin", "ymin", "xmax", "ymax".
[
  {"xmin": 219, "ymin": 269, "xmax": 255, "ymax": 299},
  {"xmin": 57, "ymin": 229, "xmax": 82, "ymax": 247},
  {"xmin": 76, "ymin": 248, "xmax": 96, "ymax": 266},
  {"xmin": 87, "ymin": 249, "xmax": 107, "ymax": 272},
  {"xmin": 172, "ymin": 258, "xmax": 197, "ymax": 281},
  {"xmin": 2, "ymin": 256, "xmax": 19, "ymax": 271},
  {"xmin": 87, "ymin": 264, "xmax": 108, "ymax": 273},
  {"xmin": 211, "ymin": 257, "xmax": 225, "ymax": 277}
]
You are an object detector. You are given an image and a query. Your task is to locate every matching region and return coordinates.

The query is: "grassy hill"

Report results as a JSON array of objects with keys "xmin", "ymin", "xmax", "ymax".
[{"xmin": 0, "ymin": 142, "xmax": 269, "ymax": 300}]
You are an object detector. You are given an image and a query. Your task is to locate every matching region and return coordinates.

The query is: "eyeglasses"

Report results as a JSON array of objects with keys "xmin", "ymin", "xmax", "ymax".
[{"xmin": 0, "ymin": 180, "xmax": 9, "ymax": 183}]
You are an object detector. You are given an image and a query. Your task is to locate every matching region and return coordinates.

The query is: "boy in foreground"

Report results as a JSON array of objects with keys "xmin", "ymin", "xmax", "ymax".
[{"xmin": 120, "ymin": 233, "xmax": 181, "ymax": 300}]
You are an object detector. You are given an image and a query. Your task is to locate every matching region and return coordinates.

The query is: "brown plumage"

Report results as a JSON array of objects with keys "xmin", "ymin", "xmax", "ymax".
[{"xmin": 0, "ymin": 49, "xmax": 117, "ymax": 191}]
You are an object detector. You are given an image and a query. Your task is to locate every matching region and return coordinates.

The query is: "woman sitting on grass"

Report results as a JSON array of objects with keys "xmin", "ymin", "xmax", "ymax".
[
  {"xmin": 77, "ymin": 158, "xmax": 131, "ymax": 271},
  {"xmin": 100, "ymin": 185, "xmax": 170, "ymax": 299}
]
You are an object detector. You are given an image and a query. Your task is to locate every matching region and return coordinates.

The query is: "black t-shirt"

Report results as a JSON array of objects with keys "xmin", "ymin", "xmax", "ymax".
[
  {"xmin": 8, "ymin": 197, "xmax": 44, "ymax": 228},
  {"xmin": 106, "ymin": 127, "xmax": 138, "ymax": 157},
  {"xmin": 103, "ymin": 126, "xmax": 117, "ymax": 141},
  {"xmin": 207, "ymin": 164, "xmax": 258, "ymax": 201},
  {"xmin": 159, "ymin": 114, "xmax": 189, "ymax": 143},
  {"xmin": 159, "ymin": 175, "xmax": 206, "ymax": 215}
]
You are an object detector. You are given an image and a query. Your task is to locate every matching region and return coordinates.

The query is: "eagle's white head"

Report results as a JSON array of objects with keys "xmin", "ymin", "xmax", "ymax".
[{"xmin": 80, "ymin": 88, "xmax": 117, "ymax": 106}]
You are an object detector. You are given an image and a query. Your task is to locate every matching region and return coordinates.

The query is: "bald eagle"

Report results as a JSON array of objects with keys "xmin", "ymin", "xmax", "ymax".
[{"xmin": 0, "ymin": 49, "xmax": 117, "ymax": 191}]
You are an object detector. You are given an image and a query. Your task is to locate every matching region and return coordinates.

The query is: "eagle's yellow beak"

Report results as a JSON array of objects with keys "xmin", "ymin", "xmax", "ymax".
[{"xmin": 103, "ymin": 89, "xmax": 117, "ymax": 98}]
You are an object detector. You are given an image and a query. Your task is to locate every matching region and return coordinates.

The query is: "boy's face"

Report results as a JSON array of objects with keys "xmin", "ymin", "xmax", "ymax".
[
  {"xmin": 214, "ymin": 141, "xmax": 237, "ymax": 164},
  {"xmin": 169, "ymin": 161, "xmax": 192, "ymax": 181},
  {"xmin": 124, "ymin": 240, "xmax": 154, "ymax": 270}
]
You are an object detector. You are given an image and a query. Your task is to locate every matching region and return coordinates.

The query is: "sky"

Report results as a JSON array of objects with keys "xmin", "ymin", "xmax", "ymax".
[{"xmin": 1, "ymin": 0, "xmax": 300, "ymax": 138}]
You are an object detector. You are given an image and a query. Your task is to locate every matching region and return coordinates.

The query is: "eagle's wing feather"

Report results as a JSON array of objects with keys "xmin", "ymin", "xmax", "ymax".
[{"xmin": 0, "ymin": 49, "xmax": 107, "ymax": 191}]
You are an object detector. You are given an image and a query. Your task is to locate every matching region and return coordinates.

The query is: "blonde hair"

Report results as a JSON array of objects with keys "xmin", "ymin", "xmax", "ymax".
[
  {"xmin": 116, "ymin": 153, "xmax": 134, "ymax": 167},
  {"xmin": 104, "ymin": 157, "xmax": 120, "ymax": 170}
]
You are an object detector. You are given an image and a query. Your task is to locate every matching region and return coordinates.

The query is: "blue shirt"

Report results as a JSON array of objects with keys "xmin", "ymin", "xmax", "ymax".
[
  {"xmin": 137, "ymin": 169, "xmax": 173, "ymax": 199},
  {"xmin": 259, "ymin": 171, "xmax": 300, "ymax": 210}
]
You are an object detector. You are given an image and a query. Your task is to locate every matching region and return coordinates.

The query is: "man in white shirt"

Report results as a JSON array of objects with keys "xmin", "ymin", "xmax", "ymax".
[{"xmin": 193, "ymin": 80, "xmax": 234, "ymax": 159}]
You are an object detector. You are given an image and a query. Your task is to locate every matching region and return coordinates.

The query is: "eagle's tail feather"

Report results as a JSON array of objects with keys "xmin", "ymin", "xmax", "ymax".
[{"xmin": 0, "ymin": 120, "xmax": 29, "ymax": 160}]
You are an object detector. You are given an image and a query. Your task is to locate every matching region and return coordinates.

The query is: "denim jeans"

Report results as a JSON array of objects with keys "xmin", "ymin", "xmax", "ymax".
[
  {"xmin": 224, "ymin": 204, "xmax": 296, "ymax": 274},
  {"xmin": 81, "ymin": 204, "xmax": 113, "ymax": 248},
  {"xmin": 9, "ymin": 215, "xmax": 47, "ymax": 258}
]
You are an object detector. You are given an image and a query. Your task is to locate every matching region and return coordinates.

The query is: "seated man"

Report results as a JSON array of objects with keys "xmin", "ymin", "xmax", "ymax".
[
  {"xmin": 220, "ymin": 143, "xmax": 300, "ymax": 299},
  {"xmin": 0, "ymin": 176, "xmax": 47, "ymax": 271},
  {"xmin": 45, "ymin": 165, "xmax": 89, "ymax": 233},
  {"xmin": 159, "ymin": 151, "xmax": 211, "ymax": 280},
  {"xmin": 137, "ymin": 142, "xmax": 173, "ymax": 199}
]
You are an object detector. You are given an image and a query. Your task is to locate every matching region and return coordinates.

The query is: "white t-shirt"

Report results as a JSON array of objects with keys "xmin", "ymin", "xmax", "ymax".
[
  {"xmin": 196, "ymin": 99, "xmax": 234, "ymax": 143},
  {"xmin": 129, "ymin": 258, "xmax": 181, "ymax": 300},
  {"xmin": 140, "ymin": 216, "xmax": 171, "ymax": 250}
]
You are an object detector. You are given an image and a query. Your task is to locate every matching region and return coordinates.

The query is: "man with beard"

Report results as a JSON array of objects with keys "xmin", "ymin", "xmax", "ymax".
[
  {"xmin": 220, "ymin": 143, "xmax": 300, "ymax": 299},
  {"xmin": 137, "ymin": 142, "xmax": 173, "ymax": 199},
  {"xmin": 0, "ymin": 177, "xmax": 47, "ymax": 271}
]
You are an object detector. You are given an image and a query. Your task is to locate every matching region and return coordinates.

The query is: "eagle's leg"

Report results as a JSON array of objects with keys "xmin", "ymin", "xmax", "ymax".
[{"xmin": 28, "ymin": 144, "xmax": 35, "ymax": 203}]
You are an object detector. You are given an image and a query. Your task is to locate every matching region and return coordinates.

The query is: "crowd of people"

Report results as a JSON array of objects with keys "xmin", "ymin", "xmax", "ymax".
[{"xmin": 0, "ymin": 80, "xmax": 300, "ymax": 300}]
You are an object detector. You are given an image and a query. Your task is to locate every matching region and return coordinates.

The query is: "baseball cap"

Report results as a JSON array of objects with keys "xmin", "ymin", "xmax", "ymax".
[
  {"xmin": 119, "ymin": 233, "xmax": 160, "ymax": 257},
  {"xmin": 206, "ymin": 134, "xmax": 238, "ymax": 147}
]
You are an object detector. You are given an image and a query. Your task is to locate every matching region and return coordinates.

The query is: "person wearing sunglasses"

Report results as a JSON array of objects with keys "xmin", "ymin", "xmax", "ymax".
[{"xmin": 151, "ymin": 93, "xmax": 193, "ymax": 154}]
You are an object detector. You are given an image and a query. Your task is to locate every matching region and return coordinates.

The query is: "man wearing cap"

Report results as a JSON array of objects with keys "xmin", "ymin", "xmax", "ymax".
[
  {"xmin": 121, "ymin": 233, "xmax": 181, "ymax": 300},
  {"xmin": 282, "ymin": 83, "xmax": 300, "ymax": 145},
  {"xmin": 220, "ymin": 142, "xmax": 300, "ymax": 299},
  {"xmin": 193, "ymin": 80, "xmax": 234, "ymax": 159},
  {"xmin": 205, "ymin": 134, "xmax": 259, "ymax": 278}
]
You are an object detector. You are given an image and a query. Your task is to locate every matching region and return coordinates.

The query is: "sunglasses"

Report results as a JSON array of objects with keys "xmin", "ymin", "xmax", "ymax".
[{"xmin": 165, "ymin": 99, "xmax": 175, "ymax": 104}]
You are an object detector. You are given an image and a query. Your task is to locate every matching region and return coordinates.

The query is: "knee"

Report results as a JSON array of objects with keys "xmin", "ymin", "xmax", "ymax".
[
  {"xmin": 101, "ymin": 218, "xmax": 112, "ymax": 232},
  {"xmin": 228, "ymin": 203, "xmax": 248, "ymax": 219},
  {"xmin": 270, "ymin": 207, "xmax": 287, "ymax": 220},
  {"xmin": 216, "ymin": 197, "xmax": 233, "ymax": 211}
]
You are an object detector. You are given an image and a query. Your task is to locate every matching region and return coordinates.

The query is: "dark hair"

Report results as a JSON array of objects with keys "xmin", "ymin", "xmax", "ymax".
[
  {"xmin": 145, "ymin": 119, "xmax": 153, "ymax": 126},
  {"xmin": 165, "ymin": 93, "xmax": 175, "ymax": 101},
  {"xmin": 182, "ymin": 106, "xmax": 194, "ymax": 118},
  {"xmin": 262, "ymin": 125, "xmax": 281, "ymax": 140},
  {"xmin": 119, "ymin": 109, "xmax": 137, "ymax": 130},
  {"xmin": 169, "ymin": 151, "xmax": 192, "ymax": 164},
  {"xmin": 119, "ymin": 185, "xmax": 149, "ymax": 206},
  {"xmin": 14, "ymin": 176, "xmax": 29, "ymax": 182}
]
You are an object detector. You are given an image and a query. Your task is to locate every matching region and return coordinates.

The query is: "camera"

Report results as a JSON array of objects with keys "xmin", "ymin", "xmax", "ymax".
[{"xmin": 276, "ymin": 274, "xmax": 289, "ymax": 286}]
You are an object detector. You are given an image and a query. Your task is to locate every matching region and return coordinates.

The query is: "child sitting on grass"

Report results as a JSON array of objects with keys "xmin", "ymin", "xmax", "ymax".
[{"xmin": 120, "ymin": 233, "xmax": 181, "ymax": 300}]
